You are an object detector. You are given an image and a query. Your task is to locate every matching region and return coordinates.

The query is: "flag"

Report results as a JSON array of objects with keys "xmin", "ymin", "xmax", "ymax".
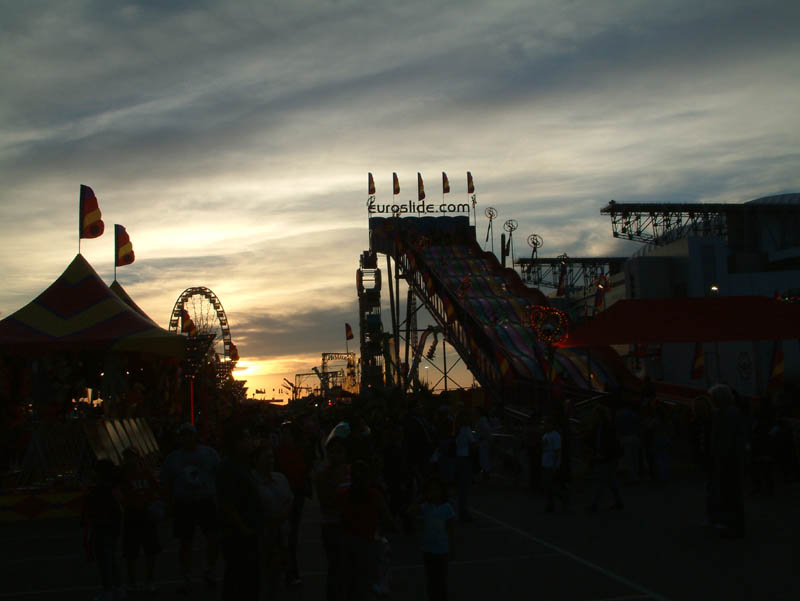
[
  {"xmin": 393, "ymin": 172, "xmax": 400, "ymax": 195},
  {"xmin": 690, "ymin": 342, "xmax": 705, "ymax": 380},
  {"xmin": 442, "ymin": 172, "xmax": 450, "ymax": 194},
  {"xmin": 181, "ymin": 309, "xmax": 198, "ymax": 336},
  {"xmin": 594, "ymin": 284, "xmax": 605, "ymax": 311},
  {"xmin": 345, "ymin": 323, "xmax": 354, "ymax": 340},
  {"xmin": 368, "ymin": 172, "xmax": 375, "ymax": 195},
  {"xmin": 79, "ymin": 185, "xmax": 104, "ymax": 239},
  {"xmin": 769, "ymin": 340, "xmax": 784, "ymax": 388},
  {"xmin": 114, "ymin": 224, "xmax": 135, "ymax": 267},
  {"xmin": 467, "ymin": 171, "xmax": 475, "ymax": 194},
  {"xmin": 417, "ymin": 172, "xmax": 425, "ymax": 201},
  {"xmin": 556, "ymin": 262, "xmax": 567, "ymax": 296}
]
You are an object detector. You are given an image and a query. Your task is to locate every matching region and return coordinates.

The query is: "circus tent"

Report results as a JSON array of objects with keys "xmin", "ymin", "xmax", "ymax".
[{"xmin": 0, "ymin": 254, "xmax": 183, "ymax": 358}]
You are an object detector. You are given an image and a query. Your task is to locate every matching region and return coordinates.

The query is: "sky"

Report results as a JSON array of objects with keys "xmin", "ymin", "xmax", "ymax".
[{"xmin": 1, "ymin": 0, "xmax": 799, "ymax": 400}]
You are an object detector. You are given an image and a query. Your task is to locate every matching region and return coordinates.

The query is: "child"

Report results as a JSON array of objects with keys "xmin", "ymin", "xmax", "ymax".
[
  {"xmin": 339, "ymin": 460, "xmax": 395, "ymax": 601},
  {"xmin": 416, "ymin": 477, "xmax": 455, "ymax": 601}
]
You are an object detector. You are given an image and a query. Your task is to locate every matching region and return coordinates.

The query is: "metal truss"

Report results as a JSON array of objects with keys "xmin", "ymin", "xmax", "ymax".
[
  {"xmin": 515, "ymin": 257, "xmax": 627, "ymax": 291},
  {"xmin": 601, "ymin": 201, "xmax": 731, "ymax": 244}
]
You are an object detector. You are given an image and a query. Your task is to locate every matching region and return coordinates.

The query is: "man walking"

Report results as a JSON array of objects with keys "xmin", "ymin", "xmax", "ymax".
[{"xmin": 160, "ymin": 423, "xmax": 220, "ymax": 594}]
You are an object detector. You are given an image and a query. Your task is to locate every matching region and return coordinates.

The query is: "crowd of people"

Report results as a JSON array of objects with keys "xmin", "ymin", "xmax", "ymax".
[{"xmin": 80, "ymin": 384, "xmax": 800, "ymax": 600}]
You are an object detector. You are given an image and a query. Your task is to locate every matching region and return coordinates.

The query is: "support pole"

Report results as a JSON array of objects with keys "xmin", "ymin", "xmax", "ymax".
[
  {"xmin": 394, "ymin": 255, "xmax": 401, "ymax": 374},
  {"xmin": 443, "ymin": 338, "xmax": 448, "ymax": 392},
  {"xmin": 190, "ymin": 378, "xmax": 195, "ymax": 425},
  {"xmin": 386, "ymin": 255, "xmax": 398, "ymax": 386}
]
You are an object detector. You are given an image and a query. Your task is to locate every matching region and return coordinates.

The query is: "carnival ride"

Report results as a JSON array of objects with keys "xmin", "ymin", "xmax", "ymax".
[
  {"xmin": 362, "ymin": 216, "xmax": 630, "ymax": 405},
  {"xmin": 168, "ymin": 286, "xmax": 238, "ymax": 382}
]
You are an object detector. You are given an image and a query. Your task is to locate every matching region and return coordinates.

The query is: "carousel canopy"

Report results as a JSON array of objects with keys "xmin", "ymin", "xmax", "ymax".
[
  {"xmin": 559, "ymin": 296, "xmax": 800, "ymax": 347},
  {"xmin": 0, "ymin": 254, "xmax": 184, "ymax": 357}
]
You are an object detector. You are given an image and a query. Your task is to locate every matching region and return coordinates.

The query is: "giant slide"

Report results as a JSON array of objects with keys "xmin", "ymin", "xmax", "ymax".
[{"xmin": 369, "ymin": 216, "xmax": 628, "ymax": 405}]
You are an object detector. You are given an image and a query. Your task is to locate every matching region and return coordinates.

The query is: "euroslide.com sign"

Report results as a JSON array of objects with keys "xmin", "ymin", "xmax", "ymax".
[{"xmin": 367, "ymin": 197, "xmax": 470, "ymax": 216}]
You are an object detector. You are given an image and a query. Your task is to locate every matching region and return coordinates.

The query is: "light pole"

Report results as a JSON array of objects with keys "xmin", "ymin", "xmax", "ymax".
[{"xmin": 710, "ymin": 284, "xmax": 721, "ymax": 381}]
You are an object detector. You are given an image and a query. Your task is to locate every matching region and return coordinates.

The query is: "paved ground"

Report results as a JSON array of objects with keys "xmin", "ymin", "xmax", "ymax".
[{"xmin": 1, "ymin": 466, "xmax": 797, "ymax": 601}]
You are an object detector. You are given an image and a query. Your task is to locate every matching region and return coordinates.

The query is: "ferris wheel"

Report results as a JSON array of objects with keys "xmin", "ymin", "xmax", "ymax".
[{"xmin": 168, "ymin": 287, "xmax": 234, "ymax": 363}]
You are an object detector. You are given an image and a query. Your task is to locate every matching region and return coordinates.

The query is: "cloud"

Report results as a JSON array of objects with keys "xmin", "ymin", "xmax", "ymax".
[{"xmin": 2, "ymin": 0, "xmax": 800, "ymax": 395}]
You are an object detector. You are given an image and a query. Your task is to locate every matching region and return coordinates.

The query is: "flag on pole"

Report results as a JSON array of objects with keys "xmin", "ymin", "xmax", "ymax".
[
  {"xmin": 594, "ymin": 285, "xmax": 605, "ymax": 311},
  {"xmin": 556, "ymin": 262, "xmax": 567, "ymax": 296},
  {"xmin": 114, "ymin": 224, "xmax": 135, "ymax": 267},
  {"xmin": 467, "ymin": 171, "xmax": 475, "ymax": 194},
  {"xmin": 690, "ymin": 342, "xmax": 705, "ymax": 379},
  {"xmin": 345, "ymin": 323, "xmax": 354, "ymax": 340},
  {"xmin": 769, "ymin": 340, "xmax": 784, "ymax": 388},
  {"xmin": 181, "ymin": 309, "xmax": 198, "ymax": 337},
  {"xmin": 79, "ymin": 185, "xmax": 104, "ymax": 239},
  {"xmin": 442, "ymin": 172, "xmax": 450, "ymax": 194},
  {"xmin": 368, "ymin": 172, "xmax": 376, "ymax": 195},
  {"xmin": 417, "ymin": 173, "xmax": 425, "ymax": 201},
  {"xmin": 393, "ymin": 172, "xmax": 400, "ymax": 195}
]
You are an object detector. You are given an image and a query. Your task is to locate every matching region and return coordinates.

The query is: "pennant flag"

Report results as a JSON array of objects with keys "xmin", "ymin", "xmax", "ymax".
[
  {"xmin": 769, "ymin": 340, "xmax": 784, "ymax": 388},
  {"xmin": 114, "ymin": 224, "xmax": 135, "ymax": 267},
  {"xmin": 690, "ymin": 342, "xmax": 705, "ymax": 380},
  {"xmin": 368, "ymin": 172, "xmax": 376, "ymax": 195},
  {"xmin": 393, "ymin": 172, "xmax": 400, "ymax": 195},
  {"xmin": 79, "ymin": 185, "xmax": 104, "ymax": 239},
  {"xmin": 345, "ymin": 323, "xmax": 354, "ymax": 340},
  {"xmin": 442, "ymin": 172, "xmax": 450, "ymax": 194},
  {"xmin": 594, "ymin": 284, "xmax": 605, "ymax": 311},
  {"xmin": 467, "ymin": 171, "xmax": 475, "ymax": 194},
  {"xmin": 180, "ymin": 309, "xmax": 198, "ymax": 337},
  {"xmin": 556, "ymin": 262, "xmax": 567, "ymax": 296},
  {"xmin": 417, "ymin": 172, "xmax": 425, "ymax": 201}
]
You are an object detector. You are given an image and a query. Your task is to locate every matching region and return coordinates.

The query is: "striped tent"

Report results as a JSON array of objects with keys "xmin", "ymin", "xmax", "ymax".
[{"xmin": 0, "ymin": 254, "xmax": 183, "ymax": 358}]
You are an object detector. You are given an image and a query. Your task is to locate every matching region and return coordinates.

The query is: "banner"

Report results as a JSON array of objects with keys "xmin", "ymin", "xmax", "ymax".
[
  {"xmin": 690, "ymin": 342, "xmax": 705, "ymax": 379},
  {"xmin": 181, "ymin": 309, "xmax": 198, "ymax": 336},
  {"xmin": 114, "ymin": 224, "xmax": 135, "ymax": 267},
  {"xmin": 79, "ymin": 185, "xmax": 104, "ymax": 239},
  {"xmin": 769, "ymin": 340, "xmax": 784, "ymax": 388}
]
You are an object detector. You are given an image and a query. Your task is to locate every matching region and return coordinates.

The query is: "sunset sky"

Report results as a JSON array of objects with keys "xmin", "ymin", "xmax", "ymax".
[{"xmin": 2, "ymin": 1, "xmax": 799, "ymax": 399}]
